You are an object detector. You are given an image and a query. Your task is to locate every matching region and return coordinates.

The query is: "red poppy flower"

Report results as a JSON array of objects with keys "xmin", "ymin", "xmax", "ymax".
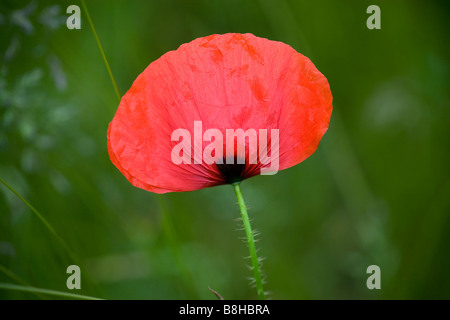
[{"xmin": 107, "ymin": 33, "xmax": 332, "ymax": 193}]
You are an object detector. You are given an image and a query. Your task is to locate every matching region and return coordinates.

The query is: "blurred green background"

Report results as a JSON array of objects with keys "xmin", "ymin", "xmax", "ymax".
[{"xmin": 1, "ymin": 0, "xmax": 449, "ymax": 300}]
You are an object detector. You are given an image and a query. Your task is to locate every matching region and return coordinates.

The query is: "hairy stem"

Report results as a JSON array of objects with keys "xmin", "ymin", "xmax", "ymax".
[{"xmin": 233, "ymin": 183, "xmax": 265, "ymax": 300}]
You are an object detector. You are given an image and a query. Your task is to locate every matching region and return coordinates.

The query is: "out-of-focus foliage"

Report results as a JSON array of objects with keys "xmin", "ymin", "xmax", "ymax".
[{"xmin": 0, "ymin": 0, "xmax": 449, "ymax": 299}]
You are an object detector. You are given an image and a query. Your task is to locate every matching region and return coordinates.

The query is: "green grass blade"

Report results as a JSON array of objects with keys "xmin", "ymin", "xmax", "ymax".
[
  {"xmin": 80, "ymin": 0, "xmax": 121, "ymax": 102},
  {"xmin": 0, "ymin": 178, "xmax": 102, "ymax": 296},
  {"xmin": 0, "ymin": 178, "xmax": 72, "ymax": 255},
  {"xmin": 79, "ymin": 2, "xmax": 197, "ymax": 298},
  {"xmin": 0, "ymin": 283, "xmax": 103, "ymax": 300},
  {"xmin": 0, "ymin": 264, "xmax": 47, "ymax": 299},
  {"xmin": 0, "ymin": 264, "xmax": 29, "ymax": 287}
]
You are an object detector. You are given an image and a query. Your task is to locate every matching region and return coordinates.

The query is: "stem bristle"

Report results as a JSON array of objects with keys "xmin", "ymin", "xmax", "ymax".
[{"xmin": 233, "ymin": 184, "xmax": 266, "ymax": 300}]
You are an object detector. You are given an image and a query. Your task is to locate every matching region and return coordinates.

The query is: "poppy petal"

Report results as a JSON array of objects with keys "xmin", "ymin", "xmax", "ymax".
[{"xmin": 108, "ymin": 33, "xmax": 332, "ymax": 193}]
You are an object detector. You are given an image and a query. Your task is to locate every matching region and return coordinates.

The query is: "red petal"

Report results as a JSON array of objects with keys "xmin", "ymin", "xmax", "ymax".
[{"xmin": 107, "ymin": 33, "xmax": 332, "ymax": 193}]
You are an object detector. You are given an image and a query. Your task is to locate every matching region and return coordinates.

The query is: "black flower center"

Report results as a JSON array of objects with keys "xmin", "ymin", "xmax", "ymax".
[{"xmin": 216, "ymin": 156, "xmax": 246, "ymax": 184}]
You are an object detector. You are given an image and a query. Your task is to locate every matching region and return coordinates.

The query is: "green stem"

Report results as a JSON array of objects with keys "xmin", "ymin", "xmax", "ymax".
[{"xmin": 233, "ymin": 183, "xmax": 265, "ymax": 300}]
